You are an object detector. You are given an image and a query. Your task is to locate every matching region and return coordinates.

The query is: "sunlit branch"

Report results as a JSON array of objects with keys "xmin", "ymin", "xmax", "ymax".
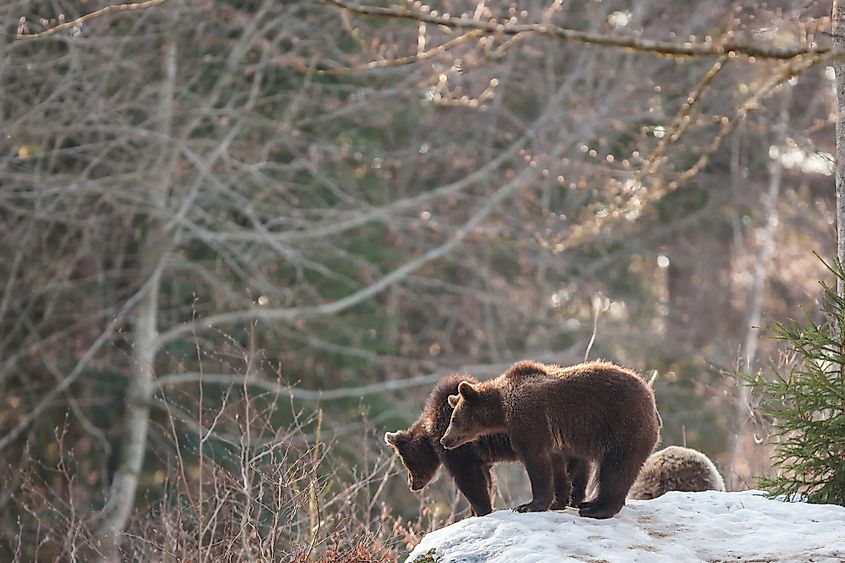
[
  {"xmin": 156, "ymin": 370, "xmax": 460, "ymax": 400},
  {"xmin": 154, "ymin": 344, "xmax": 582, "ymax": 400},
  {"xmin": 17, "ymin": 0, "xmax": 168, "ymax": 39},
  {"xmin": 640, "ymin": 55, "xmax": 732, "ymax": 178},
  {"xmin": 323, "ymin": 0, "xmax": 837, "ymax": 62},
  {"xmin": 555, "ymin": 51, "xmax": 829, "ymax": 254},
  {"xmin": 318, "ymin": 30, "xmax": 483, "ymax": 74}
]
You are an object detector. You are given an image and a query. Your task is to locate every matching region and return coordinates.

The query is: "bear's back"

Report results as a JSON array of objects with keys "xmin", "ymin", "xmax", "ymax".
[
  {"xmin": 499, "ymin": 360, "xmax": 649, "ymax": 400},
  {"xmin": 628, "ymin": 446, "xmax": 725, "ymax": 499},
  {"xmin": 495, "ymin": 360, "xmax": 658, "ymax": 458}
]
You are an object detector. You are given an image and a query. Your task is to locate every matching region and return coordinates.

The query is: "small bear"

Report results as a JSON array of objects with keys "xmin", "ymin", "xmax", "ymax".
[
  {"xmin": 440, "ymin": 360, "xmax": 660, "ymax": 519},
  {"xmin": 385, "ymin": 373, "xmax": 589, "ymax": 516},
  {"xmin": 627, "ymin": 445, "xmax": 725, "ymax": 500}
]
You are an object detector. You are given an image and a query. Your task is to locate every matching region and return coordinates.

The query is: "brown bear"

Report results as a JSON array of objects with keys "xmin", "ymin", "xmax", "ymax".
[
  {"xmin": 440, "ymin": 360, "xmax": 660, "ymax": 519},
  {"xmin": 627, "ymin": 445, "xmax": 725, "ymax": 500},
  {"xmin": 385, "ymin": 373, "xmax": 589, "ymax": 516}
]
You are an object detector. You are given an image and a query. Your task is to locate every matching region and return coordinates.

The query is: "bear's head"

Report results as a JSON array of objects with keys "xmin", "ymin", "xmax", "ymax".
[
  {"xmin": 440, "ymin": 381, "xmax": 502, "ymax": 450},
  {"xmin": 384, "ymin": 428, "xmax": 440, "ymax": 491}
]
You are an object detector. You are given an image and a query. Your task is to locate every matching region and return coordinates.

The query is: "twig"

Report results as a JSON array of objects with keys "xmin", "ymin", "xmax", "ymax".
[
  {"xmin": 318, "ymin": 30, "xmax": 484, "ymax": 74},
  {"xmin": 17, "ymin": 0, "xmax": 168, "ymax": 39},
  {"xmin": 584, "ymin": 302, "xmax": 600, "ymax": 363}
]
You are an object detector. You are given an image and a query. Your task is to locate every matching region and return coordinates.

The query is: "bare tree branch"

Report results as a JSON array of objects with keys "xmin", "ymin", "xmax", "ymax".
[
  {"xmin": 318, "ymin": 30, "xmax": 484, "ymax": 74},
  {"xmin": 155, "ymin": 166, "xmax": 538, "ymax": 347},
  {"xmin": 16, "ymin": 0, "xmax": 168, "ymax": 39},
  {"xmin": 555, "ymin": 51, "xmax": 826, "ymax": 254},
  {"xmin": 0, "ymin": 284, "xmax": 149, "ymax": 452},
  {"xmin": 177, "ymin": 126, "xmax": 533, "ymax": 244},
  {"xmin": 154, "ymin": 345, "xmax": 582, "ymax": 399},
  {"xmin": 322, "ymin": 0, "xmax": 836, "ymax": 62}
]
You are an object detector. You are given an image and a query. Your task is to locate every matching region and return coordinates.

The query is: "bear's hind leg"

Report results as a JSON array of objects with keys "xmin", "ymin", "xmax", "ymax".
[
  {"xmin": 579, "ymin": 448, "xmax": 639, "ymax": 519},
  {"xmin": 568, "ymin": 458, "xmax": 590, "ymax": 507},
  {"xmin": 549, "ymin": 453, "xmax": 572, "ymax": 510}
]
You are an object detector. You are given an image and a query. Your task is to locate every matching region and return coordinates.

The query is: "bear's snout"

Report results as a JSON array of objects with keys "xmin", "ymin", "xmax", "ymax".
[{"xmin": 440, "ymin": 435, "xmax": 457, "ymax": 449}]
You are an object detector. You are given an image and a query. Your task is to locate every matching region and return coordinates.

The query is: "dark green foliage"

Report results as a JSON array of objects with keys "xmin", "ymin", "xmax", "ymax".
[{"xmin": 744, "ymin": 256, "xmax": 845, "ymax": 506}]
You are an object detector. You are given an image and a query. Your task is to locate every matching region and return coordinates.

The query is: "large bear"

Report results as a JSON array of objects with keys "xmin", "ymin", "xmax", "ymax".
[
  {"xmin": 385, "ymin": 374, "xmax": 589, "ymax": 516},
  {"xmin": 440, "ymin": 360, "xmax": 660, "ymax": 519},
  {"xmin": 627, "ymin": 445, "xmax": 725, "ymax": 500}
]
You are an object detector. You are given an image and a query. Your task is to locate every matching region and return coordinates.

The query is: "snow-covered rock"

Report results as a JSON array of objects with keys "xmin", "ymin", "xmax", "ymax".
[{"xmin": 406, "ymin": 490, "xmax": 845, "ymax": 563}]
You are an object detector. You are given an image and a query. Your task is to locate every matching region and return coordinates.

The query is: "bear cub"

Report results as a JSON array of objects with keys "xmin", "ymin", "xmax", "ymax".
[
  {"xmin": 441, "ymin": 360, "xmax": 660, "ymax": 519},
  {"xmin": 385, "ymin": 374, "xmax": 588, "ymax": 516},
  {"xmin": 628, "ymin": 445, "xmax": 725, "ymax": 500}
]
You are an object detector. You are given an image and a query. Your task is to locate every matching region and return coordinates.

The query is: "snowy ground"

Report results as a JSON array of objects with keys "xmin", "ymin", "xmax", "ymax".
[{"xmin": 406, "ymin": 490, "xmax": 845, "ymax": 563}]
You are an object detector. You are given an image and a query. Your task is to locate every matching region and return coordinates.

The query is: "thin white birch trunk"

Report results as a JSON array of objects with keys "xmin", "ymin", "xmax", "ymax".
[
  {"xmin": 832, "ymin": 0, "xmax": 845, "ymax": 441},
  {"xmin": 834, "ymin": 1, "xmax": 845, "ymax": 291},
  {"xmin": 730, "ymin": 92, "xmax": 788, "ymax": 488},
  {"xmin": 96, "ymin": 29, "xmax": 178, "ymax": 559},
  {"xmin": 96, "ymin": 260, "xmax": 162, "ymax": 557}
]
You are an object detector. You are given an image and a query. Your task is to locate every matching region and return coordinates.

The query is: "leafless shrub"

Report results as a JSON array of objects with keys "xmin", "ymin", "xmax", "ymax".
[{"xmin": 2, "ymin": 383, "xmax": 440, "ymax": 562}]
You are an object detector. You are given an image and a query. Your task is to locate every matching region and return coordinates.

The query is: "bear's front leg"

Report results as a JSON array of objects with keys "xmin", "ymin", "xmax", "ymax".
[
  {"xmin": 452, "ymin": 462, "xmax": 494, "ymax": 516},
  {"xmin": 515, "ymin": 453, "xmax": 554, "ymax": 512}
]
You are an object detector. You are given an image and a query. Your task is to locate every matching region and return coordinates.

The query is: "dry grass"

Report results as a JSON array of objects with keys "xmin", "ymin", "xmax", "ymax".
[{"xmin": 0, "ymin": 386, "xmax": 444, "ymax": 562}]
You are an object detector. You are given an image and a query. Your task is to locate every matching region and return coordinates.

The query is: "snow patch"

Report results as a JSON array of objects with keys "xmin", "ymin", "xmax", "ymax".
[{"xmin": 406, "ymin": 490, "xmax": 845, "ymax": 563}]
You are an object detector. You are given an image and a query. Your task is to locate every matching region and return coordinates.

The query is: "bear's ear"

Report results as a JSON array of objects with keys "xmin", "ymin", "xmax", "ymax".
[
  {"xmin": 457, "ymin": 380, "xmax": 479, "ymax": 401},
  {"xmin": 384, "ymin": 431, "xmax": 401, "ymax": 446},
  {"xmin": 447, "ymin": 394, "xmax": 460, "ymax": 408}
]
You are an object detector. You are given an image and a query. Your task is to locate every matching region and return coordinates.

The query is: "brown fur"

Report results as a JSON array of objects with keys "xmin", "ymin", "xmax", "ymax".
[
  {"xmin": 628, "ymin": 446, "xmax": 725, "ymax": 500},
  {"xmin": 385, "ymin": 374, "xmax": 588, "ymax": 516},
  {"xmin": 441, "ymin": 360, "xmax": 660, "ymax": 519}
]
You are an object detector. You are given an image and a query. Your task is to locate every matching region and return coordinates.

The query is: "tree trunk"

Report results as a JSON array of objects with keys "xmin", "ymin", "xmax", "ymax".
[
  {"xmin": 833, "ymin": 0, "xmax": 845, "ymax": 442},
  {"xmin": 834, "ymin": 1, "xmax": 845, "ymax": 291},
  {"xmin": 96, "ymin": 28, "xmax": 177, "ymax": 559},
  {"xmin": 96, "ymin": 258, "xmax": 162, "ymax": 558},
  {"xmin": 730, "ymin": 91, "xmax": 788, "ymax": 488}
]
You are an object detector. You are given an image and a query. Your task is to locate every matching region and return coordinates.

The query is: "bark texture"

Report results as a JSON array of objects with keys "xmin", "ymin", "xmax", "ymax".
[{"xmin": 834, "ymin": 1, "xmax": 845, "ymax": 291}]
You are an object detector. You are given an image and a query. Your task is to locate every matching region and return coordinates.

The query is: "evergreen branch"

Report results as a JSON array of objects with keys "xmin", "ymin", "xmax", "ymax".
[{"xmin": 746, "ymin": 252, "xmax": 845, "ymax": 505}]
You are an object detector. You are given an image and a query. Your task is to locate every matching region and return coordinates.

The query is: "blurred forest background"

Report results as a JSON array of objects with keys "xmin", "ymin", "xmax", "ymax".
[{"xmin": 1, "ymin": 0, "xmax": 841, "ymax": 560}]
